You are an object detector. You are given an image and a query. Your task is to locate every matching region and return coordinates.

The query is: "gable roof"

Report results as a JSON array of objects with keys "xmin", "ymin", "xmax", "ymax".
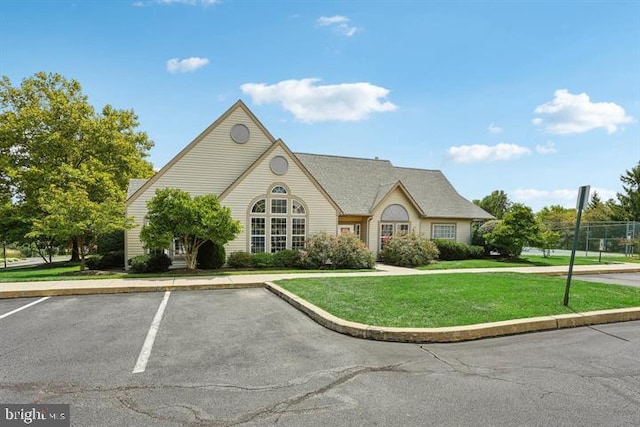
[
  {"xmin": 370, "ymin": 180, "xmax": 425, "ymax": 216},
  {"xmin": 125, "ymin": 100, "xmax": 275, "ymax": 206},
  {"xmin": 218, "ymin": 139, "xmax": 342, "ymax": 213},
  {"xmin": 295, "ymin": 152, "xmax": 493, "ymax": 219}
]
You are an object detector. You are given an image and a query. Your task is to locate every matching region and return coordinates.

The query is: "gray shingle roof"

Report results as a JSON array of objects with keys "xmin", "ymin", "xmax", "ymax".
[{"xmin": 295, "ymin": 153, "xmax": 493, "ymax": 219}]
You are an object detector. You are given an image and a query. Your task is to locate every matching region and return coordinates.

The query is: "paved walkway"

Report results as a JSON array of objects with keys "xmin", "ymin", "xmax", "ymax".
[{"xmin": 1, "ymin": 262, "xmax": 638, "ymax": 299}]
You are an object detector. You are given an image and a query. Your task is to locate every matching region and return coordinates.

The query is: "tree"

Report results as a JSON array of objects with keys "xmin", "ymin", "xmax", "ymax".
[
  {"xmin": 584, "ymin": 191, "xmax": 614, "ymax": 222},
  {"xmin": 28, "ymin": 184, "xmax": 133, "ymax": 271},
  {"xmin": 140, "ymin": 188, "xmax": 242, "ymax": 270},
  {"xmin": 473, "ymin": 190, "xmax": 512, "ymax": 219},
  {"xmin": 484, "ymin": 204, "xmax": 540, "ymax": 258},
  {"xmin": 530, "ymin": 225, "xmax": 561, "ymax": 257},
  {"xmin": 616, "ymin": 161, "xmax": 640, "ymax": 220},
  {"xmin": 536, "ymin": 205, "xmax": 575, "ymax": 249},
  {"xmin": 0, "ymin": 72, "xmax": 154, "ymax": 260}
]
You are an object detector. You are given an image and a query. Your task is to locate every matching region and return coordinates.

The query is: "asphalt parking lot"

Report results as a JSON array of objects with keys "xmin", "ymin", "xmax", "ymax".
[
  {"xmin": 1, "ymin": 288, "xmax": 639, "ymax": 427},
  {"xmin": 575, "ymin": 272, "xmax": 640, "ymax": 288}
]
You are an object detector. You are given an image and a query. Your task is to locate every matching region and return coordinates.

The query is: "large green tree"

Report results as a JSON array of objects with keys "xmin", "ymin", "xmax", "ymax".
[
  {"xmin": 0, "ymin": 72, "xmax": 154, "ymax": 260},
  {"xmin": 29, "ymin": 185, "xmax": 133, "ymax": 270},
  {"xmin": 140, "ymin": 188, "xmax": 242, "ymax": 270},
  {"xmin": 616, "ymin": 161, "xmax": 640, "ymax": 220},
  {"xmin": 473, "ymin": 190, "xmax": 511, "ymax": 219}
]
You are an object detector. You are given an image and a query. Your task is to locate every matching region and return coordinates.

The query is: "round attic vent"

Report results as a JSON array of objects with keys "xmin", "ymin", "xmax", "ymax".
[
  {"xmin": 230, "ymin": 124, "xmax": 250, "ymax": 144},
  {"xmin": 270, "ymin": 156, "xmax": 289, "ymax": 176}
]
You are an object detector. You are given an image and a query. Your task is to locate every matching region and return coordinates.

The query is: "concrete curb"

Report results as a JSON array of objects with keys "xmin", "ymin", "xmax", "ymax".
[
  {"xmin": 265, "ymin": 282, "xmax": 640, "ymax": 343},
  {"xmin": 538, "ymin": 267, "xmax": 640, "ymax": 276},
  {"xmin": 0, "ymin": 283, "xmax": 263, "ymax": 299}
]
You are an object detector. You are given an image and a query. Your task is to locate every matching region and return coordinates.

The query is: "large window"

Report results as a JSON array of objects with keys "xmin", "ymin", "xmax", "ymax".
[
  {"xmin": 380, "ymin": 222, "xmax": 410, "ymax": 249},
  {"xmin": 248, "ymin": 184, "xmax": 308, "ymax": 253},
  {"xmin": 433, "ymin": 224, "xmax": 456, "ymax": 240},
  {"xmin": 250, "ymin": 217, "xmax": 266, "ymax": 253}
]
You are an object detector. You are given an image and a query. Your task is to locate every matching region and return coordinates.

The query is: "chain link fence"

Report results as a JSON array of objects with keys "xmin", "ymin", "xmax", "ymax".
[{"xmin": 548, "ymin": 221, "xmax": 638, "ymax": 256}]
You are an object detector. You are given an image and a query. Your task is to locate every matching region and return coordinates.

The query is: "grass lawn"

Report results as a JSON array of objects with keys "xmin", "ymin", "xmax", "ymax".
[
  {"xmin": 418, "ymin": 254, "xmax": 639, "ymax": 270},
  {"xmin": 277, "ymin": 273, "xmax": 640, "ymax": 328},
  {"xmin": 0, "ymin": 262, "xmax": 376, "ymax": 282}
]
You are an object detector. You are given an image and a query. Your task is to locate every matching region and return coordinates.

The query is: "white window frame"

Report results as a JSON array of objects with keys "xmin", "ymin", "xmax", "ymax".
[
  {"xmin": 432, "ymin": 224, "xmax": 456, "ymax": 240},
  {"xmin": 248, "ymin": 185, "xmax": 308, "ymax": 253}
]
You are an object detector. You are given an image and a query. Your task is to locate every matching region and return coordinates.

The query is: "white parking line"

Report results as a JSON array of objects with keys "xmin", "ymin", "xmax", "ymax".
[
  {"xmin": 0, "ymin": 297, "xmax": 50, "ymax": 320},
  {"xmin": 133, "ymin": 291, "xmax": 171, "ymax": 374}
]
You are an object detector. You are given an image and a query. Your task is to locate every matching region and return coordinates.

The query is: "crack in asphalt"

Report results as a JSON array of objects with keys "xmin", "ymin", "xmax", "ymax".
[{"xmin": 226, "ymin": 363, "xmax": 408, "ymax": 426}]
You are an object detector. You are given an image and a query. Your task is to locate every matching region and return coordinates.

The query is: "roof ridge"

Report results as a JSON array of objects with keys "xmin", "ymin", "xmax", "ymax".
[
  {"xmin": 393, "ymin": 165, "xmax": 440, "ymax": 172},
  {"xmin": 294, "ymin": 151, "xmax": 392, "ymax": 163}
]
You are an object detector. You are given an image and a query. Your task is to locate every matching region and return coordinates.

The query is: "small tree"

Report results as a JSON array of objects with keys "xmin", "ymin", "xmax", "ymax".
[
  {"xmin": 140, "ymin": 188, "xmax": 241, "ymax": 270},
  {"xmin": 484, "ymin": 204, "xmax": 540, "ymax": 258},
  {"xmin": 531, "ymin": 225, "xmax": 561, "ymax": 257}
]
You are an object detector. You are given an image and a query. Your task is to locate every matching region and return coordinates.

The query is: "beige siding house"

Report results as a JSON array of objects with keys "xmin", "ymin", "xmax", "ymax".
[{"xmin": 125, "ymin": 100, "xmax": 492, "ymax": 265}]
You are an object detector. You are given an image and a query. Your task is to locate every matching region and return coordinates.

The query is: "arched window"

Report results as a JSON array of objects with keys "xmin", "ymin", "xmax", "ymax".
[
  {"xmin": 251, "ymin": 199, "xmax": 266, "ymax": 213},
  {"xmin": 381, "ymin": 204, "xmax": 409, "ymax": 221},
  {"xmin": 380, "ymin": 204, "xmax": 410, "ymax": 249},
  {"xmin": 248, "ymin": 187, "xmax": 308, "ymax": 253}
]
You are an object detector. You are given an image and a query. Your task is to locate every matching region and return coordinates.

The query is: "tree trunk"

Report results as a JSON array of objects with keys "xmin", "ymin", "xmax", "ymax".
[
  {"xmin": 70, "ymin": 239, "xmax": 80, "ymax": 262},
  {"xmin": 77, "ymin": 238, "xmax": 86, "ymax": 271}
]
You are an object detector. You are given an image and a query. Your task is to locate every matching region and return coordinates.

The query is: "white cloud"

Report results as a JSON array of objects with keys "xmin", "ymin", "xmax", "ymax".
[
  {"xmin": 318, "ymin": 16, "xmax": 349, "ymax": 25},
  {"xmin": 447, "ymin": 143, "xmax": 531, "ymax": 163},
  {"xmin": 317, "ymin": 15, "xmax": 358, "ymax": 37},
  {"xmin": 488, "ymin": 123, "xmax": 503, "ymax": 134},
  {"xmin": 535, "ymin": 141, "xmax": 557, "ymax": 155},
  {"xmin": 240, "ymin": 78, "xmax": 397, "ymax": 123},
  {"xmin": 533, "ymin": 89, "xmax": 634, "ymax": 134},
  {"xmin": 166, "ymin": 57, "xmax": 209, "ymax": 73},
  {"xmin": 514, "ymin": 187, "xmax": 617, "ymax": 207}
]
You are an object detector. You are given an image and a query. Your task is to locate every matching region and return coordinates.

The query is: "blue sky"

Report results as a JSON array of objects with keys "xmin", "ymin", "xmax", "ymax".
[{"xmin": 1, "ymin": 0, "xmax": 638, "ymax": 211}]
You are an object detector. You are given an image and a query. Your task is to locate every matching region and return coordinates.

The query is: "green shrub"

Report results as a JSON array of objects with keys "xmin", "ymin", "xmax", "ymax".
[
  {"xmin": 434, "ymin": 240, "xmax": 467, "ymax": 260},
  {"xmin": 331, "ymin": 233, "xmax": 375, "ymax": 269},
  {"xmin": 433, "ymin": 240, "xmax": 487, "ymax": 261},
  {"xmin": 251, "ymin": 252, "xmax": 274, "ymax": 268},
  {"xmin": 96, "ymin": 230, "xmax": 124, "ymax": 255},
  {"xmin": 272, "ymin": 249, "xmax": 302, "ymax": 268},
  {"xmin": 128, "ymin": 253, "xmax": 172, "ymax": 273},
  {"xmin": 379, "ymin": 232, "xmax": 439, "ymax": 267},
  {"xmin": 86, "ymin": 251, "xmax": 125, "ymax": 270},
  {"xmin": 227, "ymin": 251, "xmax": 252, "ymax": 268},
  {"xmin": 473, "ymin": 220, "xmax": 500, "ymax": 255},
  {"xmin": 301, "ymin": 232, "xmax": 335, "ymax": 269},
  {"xmin": 196, "ymin": 240, "xmax": 226, "ymax": 269},
  {"xmin": 467, "ymin": 245, "xmax": 485, "ymax": 259}
]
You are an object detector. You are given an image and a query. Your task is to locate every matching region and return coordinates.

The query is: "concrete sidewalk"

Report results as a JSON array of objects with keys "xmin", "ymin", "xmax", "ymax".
[{"xmin": 1, "ymin": 262, "xmax": 638, "ymax": 299}]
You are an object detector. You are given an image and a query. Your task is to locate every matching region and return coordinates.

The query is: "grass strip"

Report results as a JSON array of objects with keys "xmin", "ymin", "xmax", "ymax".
[
  {"xmin": 277, "ymin": 273, "xmax": 640, "ymax": 328},
  {"xmin": 418, "ymin": 255, "xmax": 638, "ymax": 270}
]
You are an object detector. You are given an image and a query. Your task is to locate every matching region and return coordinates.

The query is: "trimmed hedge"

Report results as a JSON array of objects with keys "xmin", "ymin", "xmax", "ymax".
[
  {"xmin": 128, "ymin": 253, "xmax": 172, "ymax": 273},
  {"xmin": 272, "ymin": 249, "xmax": 302, "ymax": 268},
  {"xmin": 434, "ymin": 240, "xmax": 484, "ymax": 261},
  {"xmin": 250, "ymin": 252, "xmax": 274, "ymax": 268},
  {"xmin": 227, "ymin": 251, "xmax": 253, "ymax": 268}
]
